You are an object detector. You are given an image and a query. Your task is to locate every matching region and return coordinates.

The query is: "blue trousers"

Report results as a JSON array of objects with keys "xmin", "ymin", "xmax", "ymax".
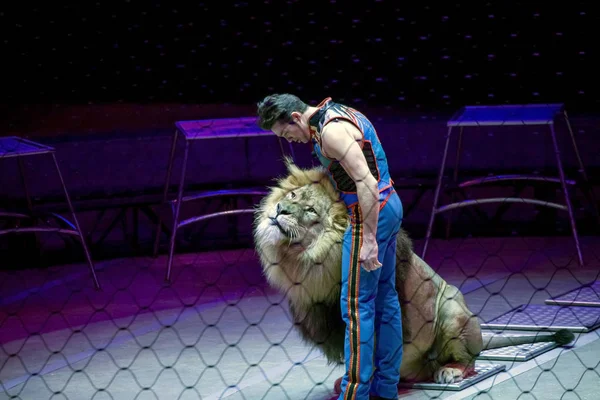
[{"xmin": 338, "ymin": 189, "xmax": 404, "ymax": 400}]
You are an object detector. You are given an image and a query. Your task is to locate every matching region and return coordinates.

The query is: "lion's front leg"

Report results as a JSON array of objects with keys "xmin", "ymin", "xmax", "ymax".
[
  {"xmin": 432, "ymin": 285, "xmax": 483, "ymax": 384},
  {"xmin": 432, "ymin": 323, "xmax": 481, "ymax": 384}
]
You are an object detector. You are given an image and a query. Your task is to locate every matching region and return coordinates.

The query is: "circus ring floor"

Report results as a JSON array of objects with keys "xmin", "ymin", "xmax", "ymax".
[{"xmin": 1, "ymin": 235, "xmax": 599, "ymax": 400}]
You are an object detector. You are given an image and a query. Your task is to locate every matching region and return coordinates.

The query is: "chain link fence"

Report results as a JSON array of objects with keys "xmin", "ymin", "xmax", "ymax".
[{"xmin": 1, "ymin": 110, "xmax": 599, "ymax": 400}]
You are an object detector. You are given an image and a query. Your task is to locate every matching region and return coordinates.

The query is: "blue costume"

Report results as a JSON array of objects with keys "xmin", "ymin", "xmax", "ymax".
[{"xmin": 308, "ymin": 98, "xmax": 404, "ymax": 400}]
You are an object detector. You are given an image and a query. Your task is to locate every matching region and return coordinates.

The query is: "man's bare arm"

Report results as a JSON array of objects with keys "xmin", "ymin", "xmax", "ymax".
[{"xmin": 321, "ymin": 121, "xmax": 380, "ymax": 242}]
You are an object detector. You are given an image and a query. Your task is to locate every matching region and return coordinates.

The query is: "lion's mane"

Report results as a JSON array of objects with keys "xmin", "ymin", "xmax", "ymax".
[{"xmin": 252, "ymin": 158, "xmax": 353, "ymax": 363}]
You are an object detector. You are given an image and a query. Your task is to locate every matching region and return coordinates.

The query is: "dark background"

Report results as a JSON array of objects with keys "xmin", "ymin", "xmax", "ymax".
[{"xmin": 2, "ymin": 1, "xmax": 597, "ymax": 111}]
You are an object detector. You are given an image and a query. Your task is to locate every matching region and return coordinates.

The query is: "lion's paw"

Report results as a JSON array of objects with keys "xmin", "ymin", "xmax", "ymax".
[{"xmin": 434, "ymin": 366, "xmax": 465, "ymax": 384}]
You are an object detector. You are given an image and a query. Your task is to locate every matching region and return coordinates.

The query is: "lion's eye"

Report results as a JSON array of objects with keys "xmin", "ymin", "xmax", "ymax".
[
  {"xmin": 306, "ymin": 207, "xmax": 316, "ymax": 213},
  {"xmin": 290, "ymin": 191, "xmax": 296, "ymax": 199}
]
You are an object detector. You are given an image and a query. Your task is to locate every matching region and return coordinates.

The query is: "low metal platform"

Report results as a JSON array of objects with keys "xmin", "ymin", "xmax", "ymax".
[
  {"xmin": 545, "ymin": 281, "xmax": 600, "ymax": 307},
  {"xmin": 398, "ymin": 363, "xmax": 506, "ymax": 391},
  {"xmin": 481, "ymin": 304, "xmax": 600, "ymax": 333},
  {"xmin": 478, "ymin": 333, "xmax": 559, "ymax": 361}
]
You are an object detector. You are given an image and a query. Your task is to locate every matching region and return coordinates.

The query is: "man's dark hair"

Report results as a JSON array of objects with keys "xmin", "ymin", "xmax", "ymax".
[{"xmin": 256, "ymin": 93, "xmax": 309, "ymax": 130}]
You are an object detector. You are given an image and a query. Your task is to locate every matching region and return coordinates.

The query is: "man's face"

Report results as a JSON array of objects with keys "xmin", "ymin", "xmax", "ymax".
[{"xmin": 272, "ymin": 112, "xmax": 310, "ymax": 144}]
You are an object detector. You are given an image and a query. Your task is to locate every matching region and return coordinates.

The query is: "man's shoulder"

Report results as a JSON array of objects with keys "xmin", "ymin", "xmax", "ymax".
[
  {"xmin": 322, "ymin": 118, "xmax": 362, "ymax": 139},
  {"xmin": 321, "ymin": 119, "xmax": 348, "ymax": 141},
  {"xmin": 320, "ymin": 120, "xmax": 363, "ymax": 158}
]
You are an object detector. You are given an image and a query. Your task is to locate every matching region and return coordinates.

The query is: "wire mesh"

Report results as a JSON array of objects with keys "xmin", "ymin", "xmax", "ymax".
[{"xmin": 1, "ymin": 112, "xmax": 599, "ymax": 400}]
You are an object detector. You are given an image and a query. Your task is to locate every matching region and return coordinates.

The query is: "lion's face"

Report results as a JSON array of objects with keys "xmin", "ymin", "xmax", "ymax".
[
  {"xmin": 253, "ymin": 160, "xmax": 349, "ymax": 254},
  {"xmin": 255, "ymin": 181, "xmax": 334, "ymax": 248}
]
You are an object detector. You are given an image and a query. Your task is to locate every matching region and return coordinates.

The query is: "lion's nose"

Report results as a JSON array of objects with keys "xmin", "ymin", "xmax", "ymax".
[{"xmin": 277, "ymin": 203, "xmax": 291, "ymax": 215}]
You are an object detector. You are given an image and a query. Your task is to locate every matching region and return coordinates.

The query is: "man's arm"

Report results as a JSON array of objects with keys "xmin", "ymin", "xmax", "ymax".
[{"xmin": 321, "ymin": 121, "xmax": 381, "ymax": 270}]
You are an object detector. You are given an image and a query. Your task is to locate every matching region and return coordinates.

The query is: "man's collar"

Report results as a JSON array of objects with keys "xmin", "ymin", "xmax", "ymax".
[{"xmin": 308, "ymin": 97, "xmax": 332, "ymax": 138}]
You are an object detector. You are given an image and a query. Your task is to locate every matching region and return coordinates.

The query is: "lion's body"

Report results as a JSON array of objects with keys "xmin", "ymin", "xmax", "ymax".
[{"xmin": 253, "ymin": 159, "xmax": 574, "ymax": 387}]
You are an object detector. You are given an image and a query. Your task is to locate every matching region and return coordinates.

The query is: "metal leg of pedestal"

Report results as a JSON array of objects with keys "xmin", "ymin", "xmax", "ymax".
[
  {"xmin": 445, "ymin": 126, "xmax": 464, "ymax": 239},
  {"xmin": 18, "ymin": 158, "xmax": 34, "ymax": 212},
  {"xmin": 563, "ymin": 111, "xmax": 589, "ymax": 184},
  {"xmin": 153, "ymin": 129, "xmax": 179, "ymax": 258},
  {"xmin": 51, "ymin": 154, "xmax": 101, "ymax": 290},
  {"xmin": 277, "ymin": 137, "xmax": 296, "ymax": 163},
  {"xmin": 165, "ymin": 140, "xmax": 190, "ymax": 283},
  {"xmin": 549, "ymin": 123, "xmax": 584, "ymax": 267},
  {"xmin": 422, "ymin": 126, "xmax": 454, "ymax": 260},
  {"xmin": 287, "ymin": 141, "xmax": 296, "ymax": 162},
  {"xmin": 563, "ymin": 111, "xmax": 600, "ymax": 227}
]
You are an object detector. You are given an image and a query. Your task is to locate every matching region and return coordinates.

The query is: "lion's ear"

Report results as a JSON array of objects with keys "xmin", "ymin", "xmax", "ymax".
[{"xmin": 328, "ymin": 203, "xmax": 350, "ymax": 234}]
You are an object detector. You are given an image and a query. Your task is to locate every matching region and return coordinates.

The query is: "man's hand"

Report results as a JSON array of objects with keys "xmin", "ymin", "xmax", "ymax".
[{"xmin": 360, "ymin": 235, "xmax": 382, "ymax": 272}]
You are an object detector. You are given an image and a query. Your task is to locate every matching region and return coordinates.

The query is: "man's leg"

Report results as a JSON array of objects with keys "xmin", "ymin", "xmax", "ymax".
[
  {"xmin": 338, "ymin": 205, "xmax": 381, "ymax": 400},
  {"xmin": 370, "ymin": 192, "xmax": 404, "ymax": 399}
]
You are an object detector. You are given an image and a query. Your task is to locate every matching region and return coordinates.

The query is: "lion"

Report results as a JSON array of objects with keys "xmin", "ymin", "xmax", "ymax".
[{"xmin": 252, "ymin": 159, "xmax": 574, "ymax": 391}]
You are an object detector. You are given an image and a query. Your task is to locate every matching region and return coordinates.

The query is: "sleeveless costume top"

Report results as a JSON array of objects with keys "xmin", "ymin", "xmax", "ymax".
[{"xmin": 308, "ymin": 97, "xmax": 394, "ymax": 210}]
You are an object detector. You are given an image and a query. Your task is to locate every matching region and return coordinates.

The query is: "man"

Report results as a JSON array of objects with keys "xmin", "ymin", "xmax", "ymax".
[{"xmin": 256, "ymin": 93, "xmax": 404, "ymax": 400}]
